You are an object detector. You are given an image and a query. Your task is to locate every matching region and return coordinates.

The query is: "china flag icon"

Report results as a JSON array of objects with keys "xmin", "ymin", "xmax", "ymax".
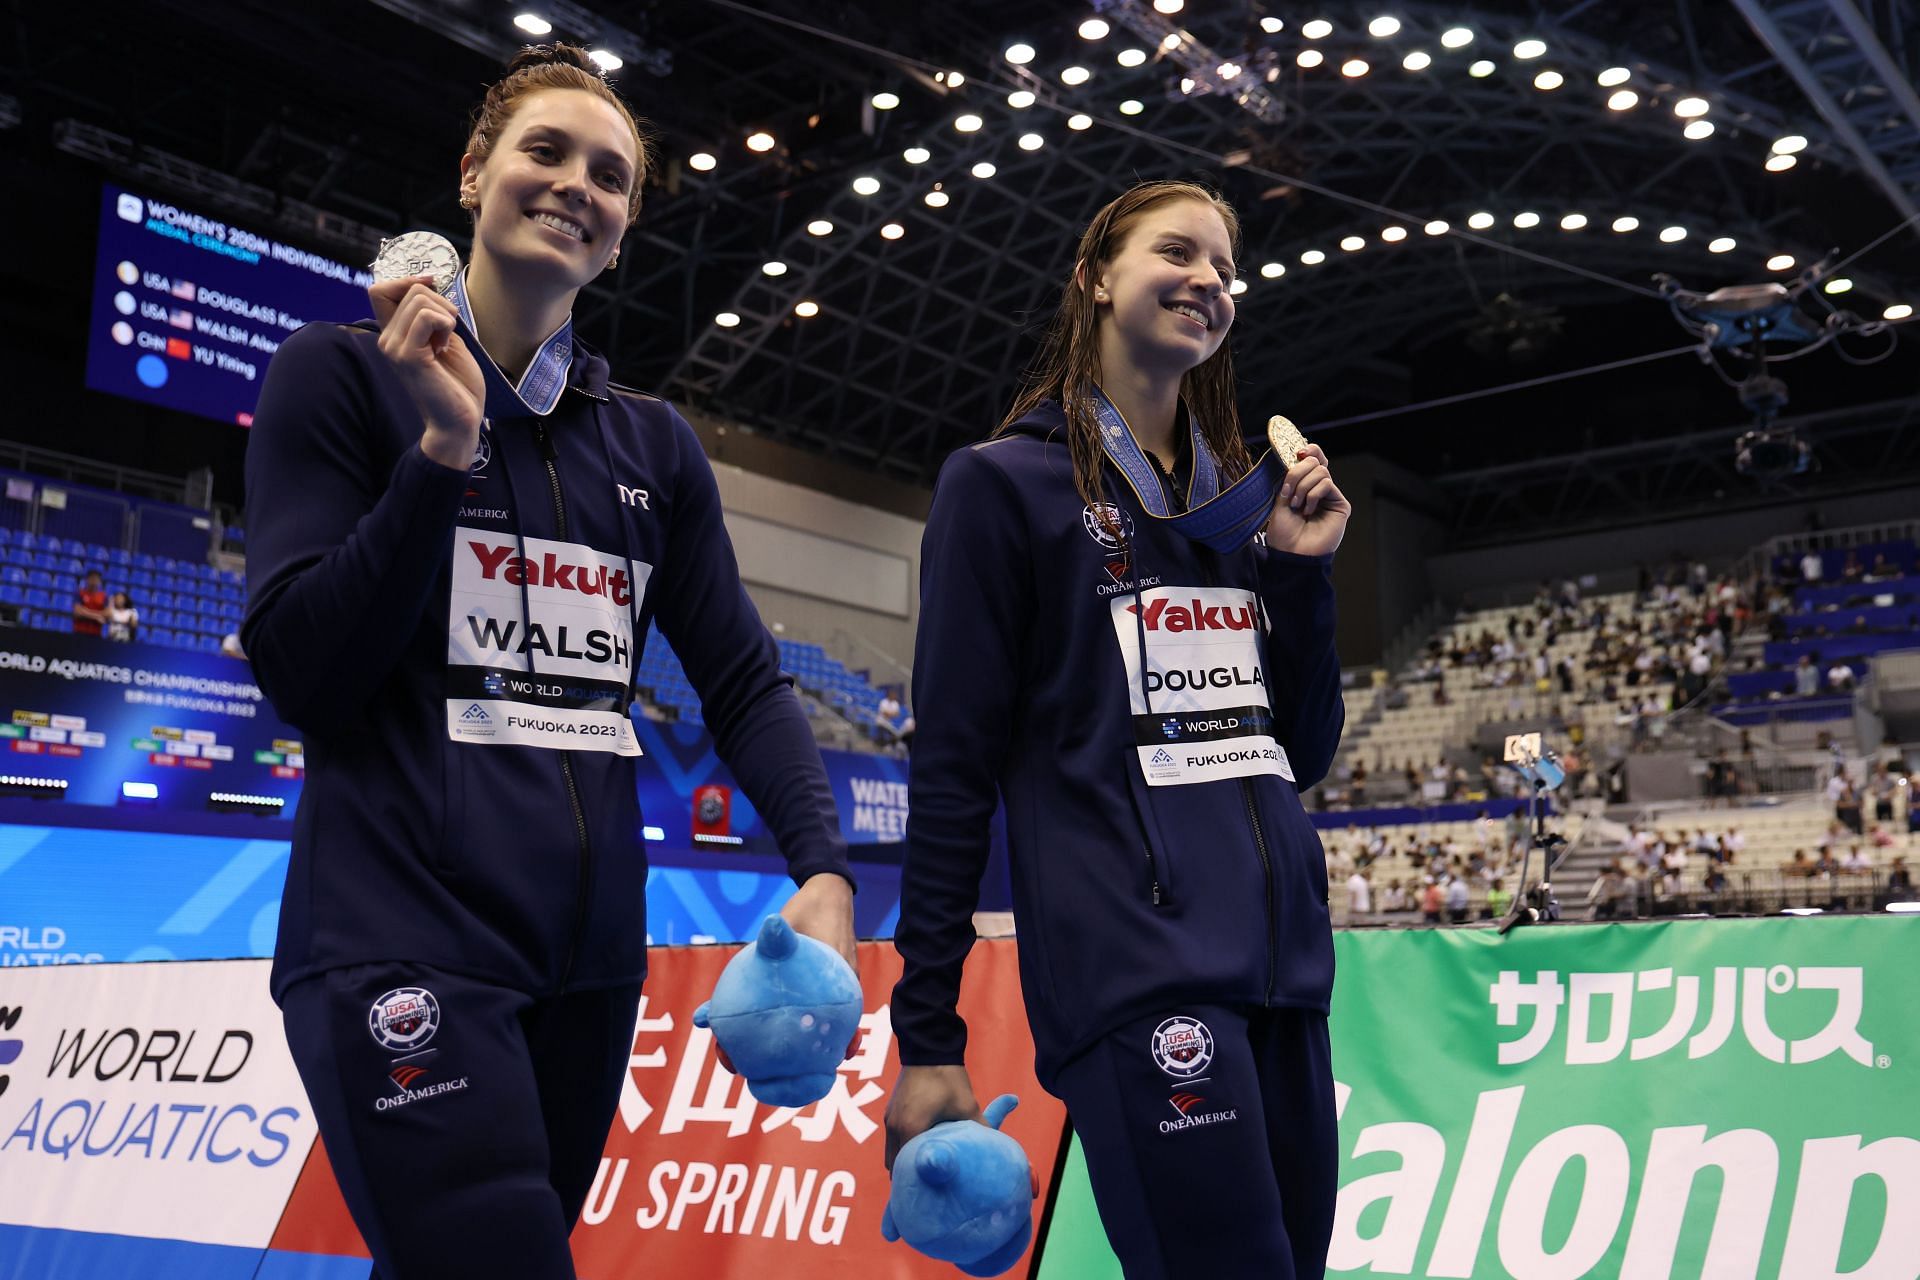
[{"xmin": 166, "ymin": 337, "xmax": 191, "ymax": 360}]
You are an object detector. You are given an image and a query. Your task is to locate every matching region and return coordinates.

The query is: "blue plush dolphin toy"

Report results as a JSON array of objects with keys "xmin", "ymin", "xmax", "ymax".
[
  {"xmin": 692, "ymin": 914, "xmax": 863, "ymax": 1108},
  {"xmin": 882, "ymin": 1094, "xmax": 1034, "ymax": 1277}
]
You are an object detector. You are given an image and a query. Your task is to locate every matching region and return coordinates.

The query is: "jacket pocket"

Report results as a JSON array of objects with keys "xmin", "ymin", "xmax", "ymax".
[
  {"xmin": 1123, "ymin": 751, "xmax": 1175, "ymax": 905},
  {"xmin": 433, "ymin": 739, "xmax": 467, "ymax": 876}
]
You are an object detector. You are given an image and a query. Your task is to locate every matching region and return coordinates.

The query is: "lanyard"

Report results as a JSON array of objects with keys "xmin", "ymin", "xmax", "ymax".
[
  {"xmin": 1089, "ymin": 387, "xmax": 1288, "ymax": 553},
  {"xmin": 449, "ymin": 267, "xmax": 575, "ymax": 417}
]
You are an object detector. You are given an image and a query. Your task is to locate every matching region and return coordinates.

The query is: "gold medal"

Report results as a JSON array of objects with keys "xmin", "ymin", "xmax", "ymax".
[{"xmin": 1266, "ymin": 414, "xmax": 1310, "ymax": 463}]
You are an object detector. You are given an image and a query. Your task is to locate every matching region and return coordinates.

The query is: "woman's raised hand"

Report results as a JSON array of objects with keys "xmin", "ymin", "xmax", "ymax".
[{"xmin": 368, "ymin": 276, "xmax": 486, "ymax": 470}]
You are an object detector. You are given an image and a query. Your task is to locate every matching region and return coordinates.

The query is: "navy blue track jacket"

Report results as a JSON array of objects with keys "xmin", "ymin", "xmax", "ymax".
[
  {"xmin": 243, "ymin": 318, "xmax": 850, "ymax": 1003},
  {"xmin": 891, "ymin": 402, "xmax": 1342, "ymax": 1088}
]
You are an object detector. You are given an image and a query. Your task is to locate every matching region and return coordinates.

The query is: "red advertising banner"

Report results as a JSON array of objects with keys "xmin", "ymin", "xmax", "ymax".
[{"xmin": 269, "ymin": 938, "xmax": 1063, "ymax": 1277}]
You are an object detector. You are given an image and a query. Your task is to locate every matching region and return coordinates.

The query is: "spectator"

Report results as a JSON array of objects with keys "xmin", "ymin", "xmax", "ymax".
[
  {"xmin": 1484, "ymin": 877, "xmax": 1512, "ymax": 921},
  {"xmin": 1836, "ymin": 777, "xmax": 1864, "ymax": 836},
  {"xmin": 1827, "ymin": 662, "xmax": 1857, "ymax": 692},
  {"xmin": 1841, "ymin": 549, "xmax": 1864, "ymax": 582},
  {"xmin": 1800, "ymin": 549, "xmax": 1822, "ymax": 583},
  {"xmin": 1785, "ymin": 849, "xmax": 1812, "ymax": 877},
  {"xmin": 104, "ymin": 591, "xmax": 139, "ymax": 643},
  {"xmin": 1420, "ymin": 879, "xmax": 1443, "ymax": 925},
  {"xmin": 72, "ymin": 569, "xmax": 108, "ymax": 637},
  {"xmin": 1841, "ymin": 844, "xmax": 1872, "ymax": 874},
  {"xmin": 1444, "ymin": 874, "xmax": 1470, "ymax": 924},
  {"xmin": 1888, "ymin": 857, "xmax": 1913, "ymax": 900},
  {"xmin": 1346, "ymin": 867, "xmax": 1372, "ymax": 921},
  {"xmin": 1867, "ymin": 553, "xmax": 1895, "ymax": 582}
]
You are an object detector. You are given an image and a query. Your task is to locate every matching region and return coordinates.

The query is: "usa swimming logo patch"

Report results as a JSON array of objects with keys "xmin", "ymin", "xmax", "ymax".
[
  {"xmin": 368, "ymin": 987, "xmax": 441, "ymax": 1052},
  {"xmin": 1151, "ymin": 1015, "xmax": 1214, "ymax": 1079}
]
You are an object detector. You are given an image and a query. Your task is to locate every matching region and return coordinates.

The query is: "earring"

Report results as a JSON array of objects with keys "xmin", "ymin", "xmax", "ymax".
[
  {"xmin": 1094, "ymin": 289, "xmax": 1108, "ymax": 301},
  {"xmin": 459, "ymin": 193, "xmax": 476, "ymax": 210},
  {"xmin": 604, "ymin": 251, "xmax": 620, "ymax": 272}
]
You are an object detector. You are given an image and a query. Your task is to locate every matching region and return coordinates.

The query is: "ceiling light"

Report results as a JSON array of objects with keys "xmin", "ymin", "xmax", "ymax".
[
  {"xmin": 1008, "ymin": 89, "xmax": 1036, "ymax": 109},
  {"xmin": 924, "ymin": 189, "xmax": 949, "ymax": 207},
  {"xmin": 1674, "ymin": 97, "xmax": 1709, "ymax": 118},
  {"xmin": 587, "ymin": 50, "xmax": 623, "ymax": 72},
  {"xmin": 1560, "ymin": 212, "xmax": 1587, "ymax": 230},
  {"xmin": 1823, "ymin": 277, "xmax": 1853, "ymax": 294},
  {"xmin": 1766, "ymin": 254, "xmax": 1795, "ymax": 271},
  {"xmin": 1534, "ymin": 70, "xmax": 1563, "ymax": 90},
  {"xmin": 1659, "ymin": 225, "xmax": 1687, "ymax": 242},
  {"xmin": 852, "ymin": 175, "xmax": 881, "ymax": 195},
  {"xmin": 1514, "ymin": 39, "xmax": 1546, "ymax": 58},
  {"xmin": 1342, "ymin": 59, "xmax": 1370, "ymax": 77},
  {"xmin": 1597, "ymin": 66, "xmax": 1630, "ymax": 87},
  {"xmin": 871, "ymin": 91, "xmax": 900, "ymax": 110},
  {"xmin": 971, "ymin": 161, "xmax": 997, "ymax": 178},
  {"xmin": 1513, "ymin": 211, "xmax": 1540, "ymax": 228},
  {"xmin": 903, "ymin": 146, "xmax": 931, "ymax": 163},
  {"xmin": 1217, "ymin": 61, "xmax": 1242, "ymax": 79},
  {"xmin": 955, "ymin": 113, "xmax": 983, "ymax": 132},
  {"xmin": 1683, "ymin": 120, "xmax": 1715, "ymax": 140},
  {"xmin": 514, "ymin": 14, "xmax": 553, "ymax": 36},
  {"xmin": 1708, "ymin": 236, "xmax": 1735, "ymax": 253},
  {"xmin": 1369, "ymin": 16, "xmax": 1401, "ymax": 37},
  {"xmin": 1262, "ymin": 17, "xmax": 1284, "ymax": 33},
  {"xmin": 1301, "ymin": 248, "xmax": 1327, "ymax": 264},
  {"xmin": 1019, "ymin": 132, "xmax": 1045, "ymax": 150},
  {"xmin": 1608, "ymin": 89, "xmax": 1639, "ymax": 111},
  {"xmin": 1424, "ymin": 219, "xmax": 1450, "ymax": 235},
  {"xmin": 1179, "ymin": 77, "xmax": 1196, "ymax": 93},
  {"xmin": 1297, "ymin": 49, "xmax": 1324, "ymax": 68},
  {"xmin": 1119, "ymin": 98, "xmax": 1144, "ymax": 114},
  {"xmin": 1403, "ymin": 51, "xmax": 1431, "ymax": 71},
  {"xmin": 746, "ymin": 131, "xmax": 776, "ymax": 152},
  {"xmin": 1612, "ymin": 216, "xmax": 1639, "ymax": 232},
  {"xmin": 761, "ymin": 260, "xmax": 788, "ymax": 276},
  {"xmin": 1381, "ymin": 225, "xmax": 1408, "ymax": 242},
  {"xmin": 715, "ymin": 311, "xmax": 740, "ymax": 327},
  {"xmin": 1162, "ymin": 33, "xmax": 1183, "ymax": 50},
  {"xmin": 1772, "ymin": 134, "xmax": 1808, "ymax": 154},
  {"xmin": 794, "ymin": 300, "xmax": 819, "ymax": 317},
  {"xmin": 945, "ymin": 71, "xmax": 966, "ymax": 87},
  {"xmin": 1340, "ymin": 235, "xmax": 1365, "ymax": 251},
  {"xmin": 1303, "ymin": 19, "xmax": 1334, "ymax": 38},
  {"xmin": 1079, "ymin": 17, "xmax": 1110, "ymax": 39},
  {"xmin": 1884, "ymin": 303, "xmax": 1912, "ymax": 320},
  {"xmin": 1765, "ymin": 153, "xmax": 1797, "ymax": 172},
  {"xmin": 1260, "ymin": 261, "xmax": 1286, "ymax": 278},
  {"xmin": 806, "ymin": 219, "xmax": 833, "ymax": 236},
  {"xmin": 1118, "ymin": 47, "xmax": 1148, "ymax": 67},
  {"xmin": 1062, "ymin": 65, "xmax": 1092, "ymax": 85},
  {"xmin": 1068, "ymin": 113, "xmax": 1094, "ymax": 130},
  {"xmin": 1467, "ymin": 211, "xmax": 1494, "ymax": 229},
  {"xmin": 688, "ymin": 152, "xmax": 717, "ymax": 172},
  {"xmin": 1228, "ymin": 277, "xmax": 1249, "ymax": 295},
  {"xmin": 1441, "ymin": 27, "xmax": 1473, "ymax": 48},
  {"xmin": 1153, "ymin": 0, "xmax": 1184, "ymax": 12},
  {"xmin": 880, "ymin": 222, "xmax": 904, "ymax": 240},
  {"xmin": 1469, "ymin": 59, "xmax": 1494, "ymax": 77},
  {"xmin": 1004, "ymin": 42, "xmax": 1036, "ymax": 65}
]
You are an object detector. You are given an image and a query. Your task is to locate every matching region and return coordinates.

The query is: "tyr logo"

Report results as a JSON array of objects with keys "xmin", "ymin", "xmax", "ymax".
[{"xmin": 617, "ymin": 484, "xmax": 651, "ymax": 511}]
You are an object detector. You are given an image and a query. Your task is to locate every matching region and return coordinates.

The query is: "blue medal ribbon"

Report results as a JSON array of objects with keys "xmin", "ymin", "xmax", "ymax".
[
  {"xmin": 449, "ymin": 267, "xmax": 575, "ymax": 418},
  {"xmin": 1089, "ymin": 387, "xmax": 1289, "ymax": 553}
]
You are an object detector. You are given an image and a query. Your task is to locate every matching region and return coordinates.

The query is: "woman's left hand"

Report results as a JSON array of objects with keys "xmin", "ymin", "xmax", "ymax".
[{"xmin": 1264, "ymin": 442, "xmax": 1351, "ymax": 558}]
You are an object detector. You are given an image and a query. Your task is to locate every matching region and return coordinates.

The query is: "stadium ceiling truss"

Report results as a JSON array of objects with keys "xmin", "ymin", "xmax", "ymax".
[{"xmin": 26, "ymin": 0, "xmax": 1920, "ymax": 528}]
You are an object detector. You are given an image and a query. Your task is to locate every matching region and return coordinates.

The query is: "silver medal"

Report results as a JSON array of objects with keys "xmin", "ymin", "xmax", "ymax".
[{"xmin": 370, "ymin": 231, "xmax": 462, "ymax": 296}]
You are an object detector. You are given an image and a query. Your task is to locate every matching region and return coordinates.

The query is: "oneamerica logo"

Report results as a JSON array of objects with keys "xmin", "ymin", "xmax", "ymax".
[{"xmin": 374, "ymin": 1077, "xmax": 470, "ymax": 1112}]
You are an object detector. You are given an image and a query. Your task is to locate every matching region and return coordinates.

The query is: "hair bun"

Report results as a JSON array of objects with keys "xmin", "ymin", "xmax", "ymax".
[{"xmin": 504, "ymin": 41, "xmax": 602, "ymax": 77}]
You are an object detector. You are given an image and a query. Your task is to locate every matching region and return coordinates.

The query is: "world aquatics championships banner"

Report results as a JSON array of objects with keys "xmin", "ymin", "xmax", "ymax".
[{"xmin": 1040, "ymin": 915, "xmax": 1920, "ymax": 1280}]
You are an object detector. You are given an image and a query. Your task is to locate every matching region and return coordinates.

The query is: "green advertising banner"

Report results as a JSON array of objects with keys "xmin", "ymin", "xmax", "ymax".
[{"xmin": 1037, "ymin": 916, "xmax": 1920, "ymax": 1278}]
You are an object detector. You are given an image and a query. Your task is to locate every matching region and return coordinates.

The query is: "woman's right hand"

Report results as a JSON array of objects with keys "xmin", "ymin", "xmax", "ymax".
[
  {"xmin": 368, "ymin": 276, "xmax": 485, "ymax": 470},
  {"xmin": 883, "ymin": 1063, "xmax": 982, "ymax": 1173}
]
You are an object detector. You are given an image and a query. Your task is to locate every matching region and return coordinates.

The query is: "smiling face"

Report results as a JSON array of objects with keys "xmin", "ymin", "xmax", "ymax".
[
  {"xmin": 1089, "ymin": 197, "xmax": 1237, "ymax": 383},
  {"xmin": 458, "ymin": 88, "xmax": 638, "ymax": 293}
]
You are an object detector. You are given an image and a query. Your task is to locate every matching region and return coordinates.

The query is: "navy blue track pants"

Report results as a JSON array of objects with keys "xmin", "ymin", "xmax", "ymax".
[
  {"xmin": 281, "ymin": 962, "xmax": 641, "ymax": 1280},
  {"xmin": 1051, "ymin": 1004, "xmax": 1338, "ymax": 1280}
]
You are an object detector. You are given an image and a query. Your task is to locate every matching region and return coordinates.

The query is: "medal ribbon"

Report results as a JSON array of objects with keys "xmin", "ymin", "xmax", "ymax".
[
  {"xmin": 450, "ymin": 267, "xmax": 575, "ymax": 418},
  {"xmin": 1089, "ymin": 387, "xmax": 1289, "ymax": 553}
]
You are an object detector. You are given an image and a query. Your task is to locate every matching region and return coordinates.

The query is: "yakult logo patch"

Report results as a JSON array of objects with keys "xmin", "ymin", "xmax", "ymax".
[
  {"xmin": 368, "ymin": 987, "xmax": 441, "ymax": 1052},
  {"xmin": 1152, "ymin": 1016, "xmax": 1214, "ymax": 1078}
]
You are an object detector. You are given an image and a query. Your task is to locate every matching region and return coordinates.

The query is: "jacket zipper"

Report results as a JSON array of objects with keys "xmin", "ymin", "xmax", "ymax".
[{"xmin": 534, "ymin": 418, "xmax": 595, "ymax": 992}]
